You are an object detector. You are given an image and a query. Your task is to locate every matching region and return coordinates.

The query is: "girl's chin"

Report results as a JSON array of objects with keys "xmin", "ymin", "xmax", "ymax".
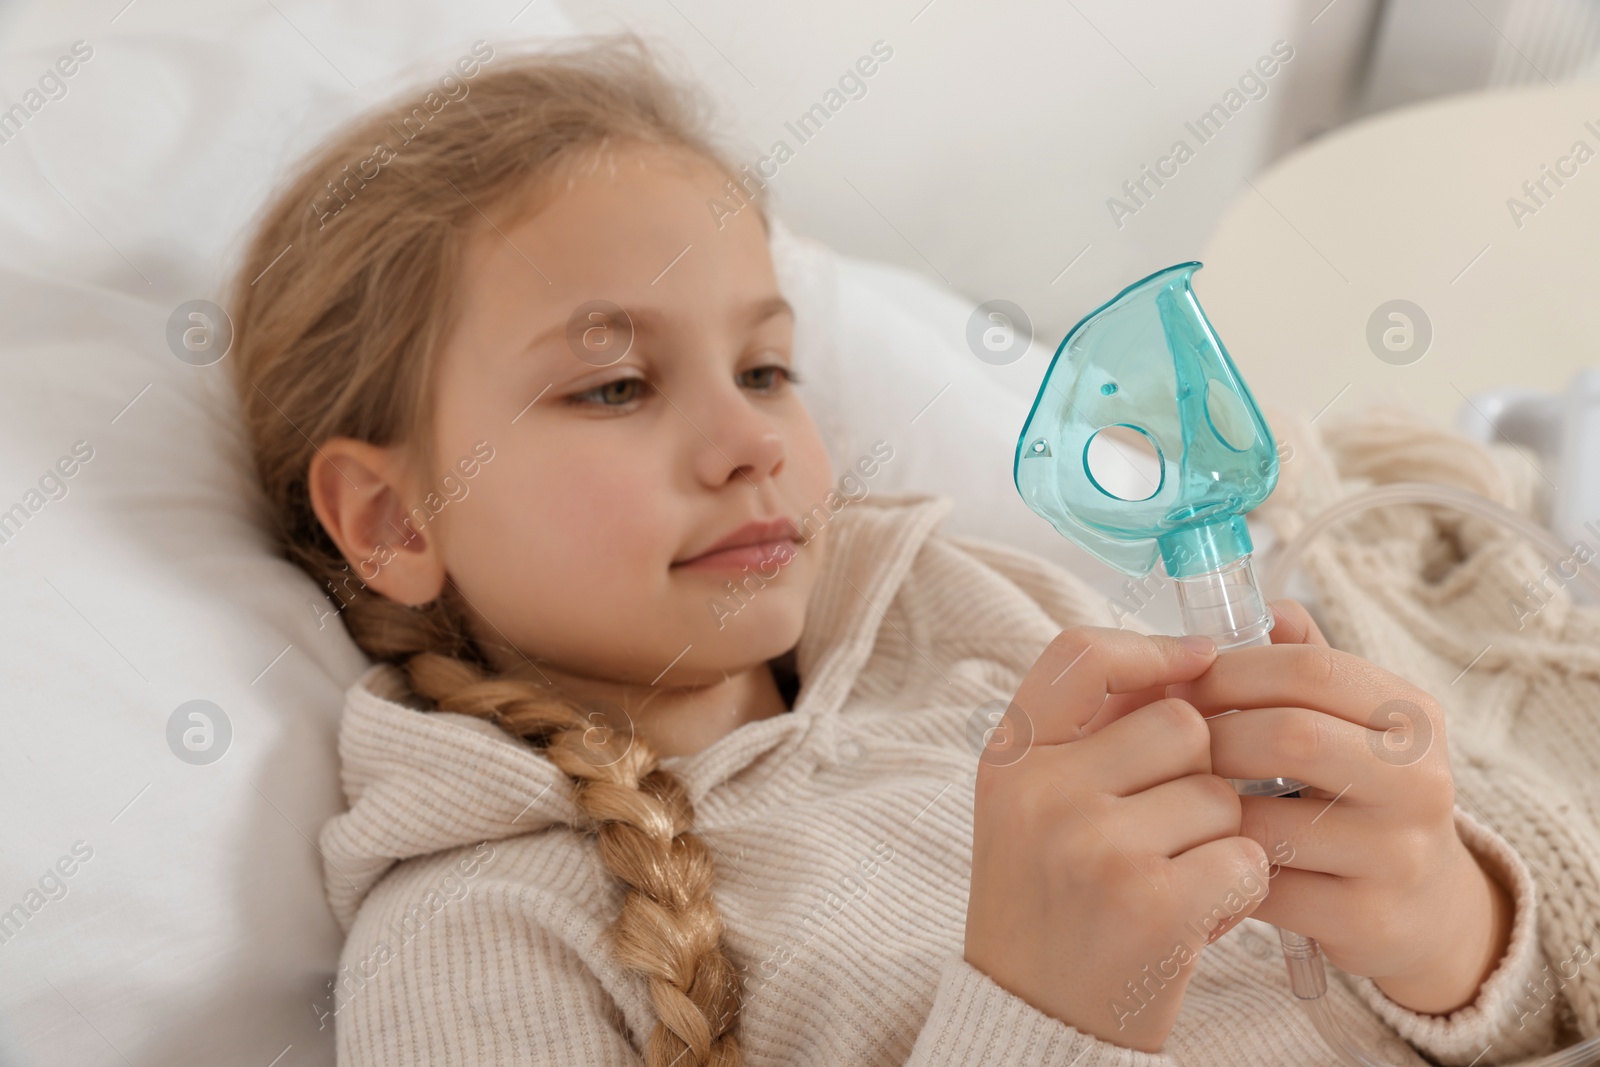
[{"xmin": 695, "ymin": 590, "xmax": 806, "ymax": 648}]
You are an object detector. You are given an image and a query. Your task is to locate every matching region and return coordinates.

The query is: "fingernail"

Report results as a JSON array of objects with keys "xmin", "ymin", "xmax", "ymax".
[{"xmin": 1179, "ymin": 634, "xmax": 1216, "ymax": 656}]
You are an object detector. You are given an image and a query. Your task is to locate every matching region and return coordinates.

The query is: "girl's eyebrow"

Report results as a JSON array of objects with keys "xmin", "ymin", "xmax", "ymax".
[
  {"xmin": 521, "ymin": 296, "xmax": 794, "ymax": 359},
  {"xmin": 625, "ymin": 296, "xmax": 793, "ymax": 334},
  {"xmin": 741, "ymin": 295, "xmax": 794, "ymax": 327}
]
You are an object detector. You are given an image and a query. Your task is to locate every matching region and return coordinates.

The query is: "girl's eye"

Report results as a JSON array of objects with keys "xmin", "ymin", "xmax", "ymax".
[
  {"xmin": 565, "ymin": 364, "xmax": 802, "ymax": 411},
  {"xmin": 741, "ymin": 364, "xmax": 802, "ymax": 392},
  {"xmin": 567, "ymin": 376, "xmax": 650, "ymax": 409}
]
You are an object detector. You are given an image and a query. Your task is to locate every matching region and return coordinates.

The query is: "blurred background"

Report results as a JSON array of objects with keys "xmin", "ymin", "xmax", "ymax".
[{"xmin": 0, "ymin": 3, "xmax": 1598, "ymax": 1065}]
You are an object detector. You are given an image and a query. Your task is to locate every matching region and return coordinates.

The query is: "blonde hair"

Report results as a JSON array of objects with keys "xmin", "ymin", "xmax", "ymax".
[{"xmin": 226, "ymin": 36, "xmax": 762, "ymax": 1066}]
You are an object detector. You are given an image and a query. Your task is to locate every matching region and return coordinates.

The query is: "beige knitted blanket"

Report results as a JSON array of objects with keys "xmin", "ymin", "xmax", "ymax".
[
  {"xmin": 316, "ymin": 401, "xmax": 1600, "ymax": 1066},
  {"xmin": 1256, "ymin": 401, "xmax": 1600, "ymax": 1052}
]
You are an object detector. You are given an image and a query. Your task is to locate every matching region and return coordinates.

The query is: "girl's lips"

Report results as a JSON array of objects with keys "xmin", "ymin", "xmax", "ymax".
[{"xmin": 673, "ymin": 539, "xmax": 798, "ymax": 572}]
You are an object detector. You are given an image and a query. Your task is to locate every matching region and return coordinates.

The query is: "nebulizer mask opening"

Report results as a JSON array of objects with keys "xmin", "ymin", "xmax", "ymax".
[{"xmin": 1013, "ymin": 261, "xmax": 1600, "ymax": 1066}]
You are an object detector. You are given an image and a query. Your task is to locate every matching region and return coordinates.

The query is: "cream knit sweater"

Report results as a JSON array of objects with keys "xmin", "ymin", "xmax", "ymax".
[{"xmin": 317, "ymin": 404, "xmax": 1600, "ymax": 1066}]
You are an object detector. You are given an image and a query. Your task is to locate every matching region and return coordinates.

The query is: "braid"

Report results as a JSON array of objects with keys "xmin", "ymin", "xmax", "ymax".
[{"xmin": 399, "ymin": 600, "xmax": 744, "ymax": 1067}]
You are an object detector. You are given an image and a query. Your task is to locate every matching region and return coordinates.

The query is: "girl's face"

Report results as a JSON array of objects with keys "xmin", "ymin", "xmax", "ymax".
[{"xmin": 414, "ymin": 143, "xmax": 836, "ymax": 688}]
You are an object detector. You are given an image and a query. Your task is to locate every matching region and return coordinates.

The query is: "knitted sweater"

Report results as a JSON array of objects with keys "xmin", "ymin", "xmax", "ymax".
[{"xmin": 317, "ymin": 403, "xmax": 1600, "ymax": 1066}]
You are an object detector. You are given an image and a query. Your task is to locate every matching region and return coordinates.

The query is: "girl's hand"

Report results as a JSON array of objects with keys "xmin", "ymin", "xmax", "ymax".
[
  {"xmin": 966, "ymin": 625, "xmax": 1269, "ymax": 1053},
  {"xmin": 1164, "ymin": 599, "xmax": 1515, "ymax": 1015}
]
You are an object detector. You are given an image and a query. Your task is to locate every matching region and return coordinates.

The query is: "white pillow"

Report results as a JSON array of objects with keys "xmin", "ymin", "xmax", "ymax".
[
  {"xmin": 0, "ymin": 6, "xmax": 574, "ymax": 1067},
  {"xmin": 0, "ymin": 5, "xmax": 1200, "ymax": 1066},
  {"xmin": 0, "ymin": 265, "xmax": 370, "ymax": 1067}
]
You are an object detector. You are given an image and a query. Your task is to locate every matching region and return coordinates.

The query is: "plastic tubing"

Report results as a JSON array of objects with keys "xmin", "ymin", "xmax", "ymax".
[
  {"xmin": 1261, "ymin": 480, "xmax": 1600, "ymax": 607},
  {"xmin": 1223, "ymin": 481, "xmax": 1600, "ymax": 1066}
]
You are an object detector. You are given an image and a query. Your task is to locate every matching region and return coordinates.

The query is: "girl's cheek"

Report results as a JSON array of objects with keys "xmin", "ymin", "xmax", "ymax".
[{"xmin": 791, "ymin": 422, "xmax": 838, "ymax": 498}]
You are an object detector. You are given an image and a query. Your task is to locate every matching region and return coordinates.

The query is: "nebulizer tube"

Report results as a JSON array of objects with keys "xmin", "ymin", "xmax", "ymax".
[
  {"xmin": 1012, "ymin": 262, "xmax": 1600, "ymax": 1066},
  {"xmin": 1262, "ymin": 480, "xmax": 1600, "ymax": 607}
]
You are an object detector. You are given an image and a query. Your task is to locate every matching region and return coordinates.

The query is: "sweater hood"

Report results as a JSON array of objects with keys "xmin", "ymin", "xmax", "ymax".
[{"xmin": 317, "ymin": 490, "xmax": 956, "ymax": 932}]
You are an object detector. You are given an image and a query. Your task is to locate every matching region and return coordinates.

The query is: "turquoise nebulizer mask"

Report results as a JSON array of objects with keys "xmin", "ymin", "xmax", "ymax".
[{"xmin": 1013, "ymin": 260, "xmax": 1301, "ymax": 799}]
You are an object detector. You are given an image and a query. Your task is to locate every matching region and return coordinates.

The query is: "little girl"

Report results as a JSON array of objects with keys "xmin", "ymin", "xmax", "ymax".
[{"xmin": 226, "ymin": 35, "xmax": 1583, "ymax": 1066}]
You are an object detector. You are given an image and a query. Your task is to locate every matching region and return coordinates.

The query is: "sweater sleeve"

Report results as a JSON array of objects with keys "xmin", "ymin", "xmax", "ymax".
[
  {"xmin": 903, "ymin": 952, "xmax": 1180, "ymax": 1067},
  {"xmin": 331, "ymin": 873, "xmax": 643, "ymax": 1067},
  {"xmin": 1344, "ymin": 804, "xmax": 1564, "ymax": 1066}
]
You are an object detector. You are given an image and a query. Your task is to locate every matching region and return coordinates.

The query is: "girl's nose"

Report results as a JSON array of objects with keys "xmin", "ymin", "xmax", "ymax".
[{"xmin": 690, "ymin": 401, "xmax": 786, "ymax": 488}]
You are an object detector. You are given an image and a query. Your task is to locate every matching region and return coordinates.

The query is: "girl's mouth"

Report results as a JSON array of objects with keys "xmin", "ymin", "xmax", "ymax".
[{"xmin": 673, "ymin": 539, "xmax": 798, "ymax": 573}]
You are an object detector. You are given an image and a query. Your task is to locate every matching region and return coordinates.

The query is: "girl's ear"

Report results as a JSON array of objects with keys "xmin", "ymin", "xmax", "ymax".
[{"xmin": 307, "ymin": 437, "xmax": 448, "ymax": 608}]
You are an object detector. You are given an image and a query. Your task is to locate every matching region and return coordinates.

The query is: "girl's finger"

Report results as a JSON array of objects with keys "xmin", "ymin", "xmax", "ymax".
[
  {"xmin": 1012, "ymin": 626, "xmax": 1218, "ymax": 747},
  {"xmin": 1239, "ymin": 865, "xmax": 1348, "ymax": 945},
  {"xmin": 1233, "ymin": 793, "xmax": 1368, "ymax": 879},
  {"xmin": 1088, "ymin": 678, "xmax": 1189, "ymax": 738},
  {"xmin": 1167, "ymin": 643, "xmax": 1440, "ymax": 736},
  {"xmin": 1099, "ymin": 770, "xmax": 1245, "ymax": 857},
  {"xmin": 1206, "ymin": 705, "xmax": 1392, "ymax": 804},
  {"xmin": 1268, "ymin": 598, "xmax": 1330, "ymax": 649}
]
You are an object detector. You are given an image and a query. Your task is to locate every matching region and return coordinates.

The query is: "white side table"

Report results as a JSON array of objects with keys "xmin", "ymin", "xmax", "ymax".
[{"xmin": 1198, "ymin": 84, "xmax": 1600, "ymax": 432}]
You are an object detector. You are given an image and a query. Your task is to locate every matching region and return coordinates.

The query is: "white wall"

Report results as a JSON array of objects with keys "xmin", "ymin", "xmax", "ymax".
[
  {"xmin": 555, "ymin": 0, "xmax": 1379, "ymax": 357},
  {"xmin": 0, "ymin": 0, "xmax": 1392, "ymax": 360}
]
